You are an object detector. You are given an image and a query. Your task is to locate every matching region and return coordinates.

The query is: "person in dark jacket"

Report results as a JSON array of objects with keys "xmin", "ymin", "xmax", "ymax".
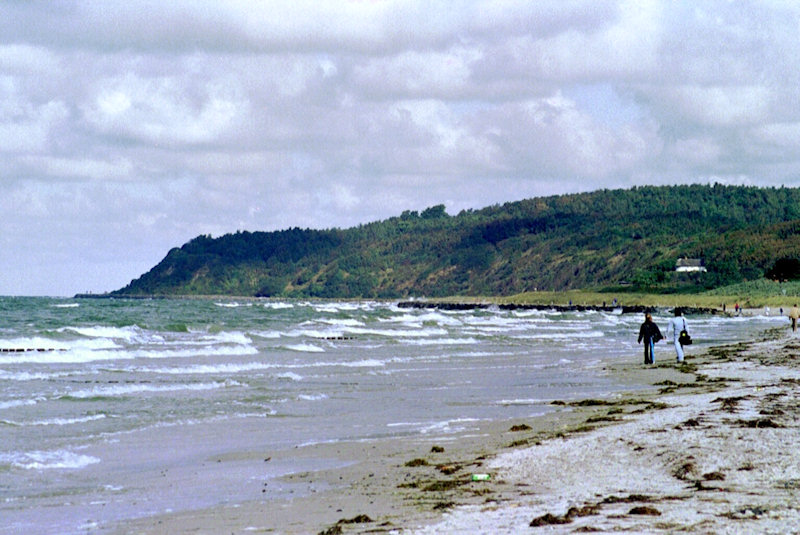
[{"xmin": 637, "ymin": 313, "xmax": 663, "ymax": 365}]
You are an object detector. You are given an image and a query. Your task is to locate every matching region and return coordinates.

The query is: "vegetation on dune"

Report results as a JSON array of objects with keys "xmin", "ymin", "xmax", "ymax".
[{"xmin": 112, "ymin": 184, "xmax": 800, "ymax": 299}]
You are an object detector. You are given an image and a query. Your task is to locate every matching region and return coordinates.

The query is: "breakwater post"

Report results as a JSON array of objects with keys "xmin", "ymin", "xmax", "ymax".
[{"xmin": 397, "ymin": 301, "xmax": 720, "ymax": 315}]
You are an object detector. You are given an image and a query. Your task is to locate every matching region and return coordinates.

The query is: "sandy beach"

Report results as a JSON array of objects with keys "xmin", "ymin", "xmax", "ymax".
[
  {"xmin": 104, "ymin": 321, "xmax": 800, "ymax": 535},
  {"xmin": 414, "ymin": 330, "xmax": 800, "ymax": 534}
]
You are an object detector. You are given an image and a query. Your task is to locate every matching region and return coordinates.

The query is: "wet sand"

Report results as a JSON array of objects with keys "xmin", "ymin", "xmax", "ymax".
[{"xmin": 107, "ymin": 327, "xmax": 800, "ymax": 534}]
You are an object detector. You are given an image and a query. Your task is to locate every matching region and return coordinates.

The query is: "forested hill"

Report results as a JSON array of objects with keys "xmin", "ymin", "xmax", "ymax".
[{"xmin": 112, "ymin": 184, "xmax": 800, "ymax": 298}]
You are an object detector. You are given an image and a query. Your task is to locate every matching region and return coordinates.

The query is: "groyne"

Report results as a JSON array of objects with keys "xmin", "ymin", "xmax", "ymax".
[{"xmin": 397, "ymin": 301, "xmax": 721, "ymax": 315}]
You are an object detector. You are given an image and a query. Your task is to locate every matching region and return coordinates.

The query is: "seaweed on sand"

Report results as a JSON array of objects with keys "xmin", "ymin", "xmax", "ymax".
[
  {"xmin": 601, "ymin": 494, "xmax": 655, "ymax": 504},
  {"xmin": 721, "ymin": 505, "xmax": 771, "ymax": 520},
  {"xmin": 629, "ymin": 505, "xmax": 661, "ymax": 516},
  {"xmin": 585, "ymin": 414, "xmax": 624, "ymax": 423},
  {"xmin": 672, "ymin": 461, "xmax": 697, "ymax": 481},
  {"xmin": 436, "ymin": 464, "xmax": 460, "ymax": 475},
  {"xmin": 529, "ymin": 504, "xmax": 600, "ymax": 527},
  {"xmin": 712, "ymin": 395, "xmax": 748, "ymax": 412},
  {"xmin": 734, "ymin": 418, "xmax": 784, "ymax": 428},
  {"xmin": 421, "ymin": 479, "xmax": 469, "ymax": 492},
  {"xmin": 317, "ymin": 515, "xmax": 374, "ymax": 535},
  {"xmin": 529, "ymin": 512, "xmax": 572, "ymax": 526}
]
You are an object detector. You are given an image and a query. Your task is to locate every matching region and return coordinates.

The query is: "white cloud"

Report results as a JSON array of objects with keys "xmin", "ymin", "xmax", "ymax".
[
  {"xmin": 0, "ymin": 44, "xmax": 59, "ymax": 73},
  {"xmin": 2, "ymin": 1, "xmax": 800, "ymax": 294},
  {"xmin": 474, "ymin": 93, "xmax": 659, "ymax": 179},
  {"xmin": 658, "ymin": 85, "xmax": 772, "ymax": 127},
  {"xmin": 354, "ymin": 47, "xmax": 479, "ymax": 98},
  {"xmin": 752, "ymin": 122, "xmax": 800, "ymax": 149},
  {"xmin": 0, "ymin": 79, "xmax": 68, "ymax": 153},
  {"xmin": 33, "ymin": 156, "xmax": 134, "ymax": 181},
  {"xmin": 83, "ymin": 73, "xmax": 247, "ymax": 145},
  {"xmin": 669, "ymin": 137, "xmax": 723, "ymax": 168}
]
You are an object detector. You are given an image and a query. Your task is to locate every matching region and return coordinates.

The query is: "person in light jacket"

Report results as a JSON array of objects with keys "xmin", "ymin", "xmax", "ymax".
[
  {"xmin": 668, "ymin": 309, "xmax": 688, "ymax": 363},
  {"xmin": 637, "ymin": 313, "xmax": 663, "ymax": 365},
  {"xmin": 789, "ymin": 305, "xmax": 799, "ymax": 333}
]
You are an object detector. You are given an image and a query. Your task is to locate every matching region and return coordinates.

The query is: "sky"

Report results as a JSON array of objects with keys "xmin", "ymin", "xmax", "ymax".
[{"xmin": 2, "ymin": 1, "xmax": 800, "ymax": 296}]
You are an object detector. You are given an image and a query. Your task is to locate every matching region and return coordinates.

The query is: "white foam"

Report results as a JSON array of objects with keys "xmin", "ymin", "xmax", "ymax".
[
  {"xmin": 64, "ymin": 381, "xmax": 235, "ymax": 399},
  {"xmin": 298, "ymin": 393, "xmax": 328, "ymax": 401},
  {"xmin": 0, "ymin": 369, "xmax": 76, "ymax": 381},
  {"xmin": 0, "ymin": 399, "xmax": 37, "ymax": 410},
  {"xmin": 313, "ymin": 303, "xmax": 364, "ymax": 313},
  {"xmin": 284, "ymin": 343, "xmax": 325, "ymax": 353},
  {"xmin": 64, "ymin": 325, "xmax": 142, "ymax": 341},
  {"xmin": 401, "ymin": 337, "xmax": 479, "ymax": 346},
  {"xmin": 496, "ymin": 398, "xmax": 550, "ymax": 406},
  {"xmin": 263, "ymin": 302, "xmax": 294, "ymax": 310},
  {"xmin": 321, "ymin": 318, "xmax": 365, "ymax": 327},
  {"xmin": 289, "ymin": 328, "xmax": 337, "ymax": 339},
  {"xmin": 133, "ymin": 362, "xmax": 280, "ymax": 375},
  {"xmin": 1, "ymin": 450, "xmax": 101, "ymax": 470},
  {"xmin": 51, "ymin": 303, "xmax": 80, "ymax": 308},
  {"xmin": 214, "ymin": 302, "xmax": 252, "ymax": 308},
  {"xmin": 515, "ymin": 330, "xmax": 605, "ymax": 340},
  {"xmin": 1, "ymin": 343, "xmax": 259, "ymax": 364},
  {"xmin": 344, "ymin": 327, "xmax": 448, "ymax": 338},
  {"xmin": 463, "ymin": 316, "xmax": 522, "ymax": 327},
  {"xmin": 381, "ymin": 313, "xmax": 424, "ymax": 323},
  {"xmin": 274, "ymin": 372, "xmax": 303, "ymax": 381},
  {"xmin": 0, "ymin": 336, "xmax": 94, "ymax": 352},
  {"xmin": 200, "ymin": 331, "xmax": 253, "ymax": 345},
  {"xmin": 17, "ymin": 414, "xmax": 107, "ymax": 427},
  {"xmin": 511, "ymin": 310, "xmax": 551, "ymax": 318},
  {"xmin": 389, "ymin": 417, "xmax": 482, "ymax": 435},
  {"xmin": 337, "ymin": 359, "xmax": 385, "ymax": 367},
  {"xmin": 252, "ymin": 330, "xmax": 282, "ymax": 339},
  {"xmin": 415, "ymin": 312, "xmax": 464, "ymax": 326}
]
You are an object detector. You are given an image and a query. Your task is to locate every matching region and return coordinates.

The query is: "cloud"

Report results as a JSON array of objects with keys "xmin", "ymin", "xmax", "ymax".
[
  {"xmin": 669, "ymin": 137, "xmax": 723, "ymax": 168},
  {"xmin": 1, "ymin": 1, "xmax": 800, "ymax": 294},
  {"xmin": 0, "ymin": 44, "xmax": 59, "ymax": 73},
  {"xmin": 654, "ymin": 85, "xmax": 772, "ymax": 127},
  {"xmin": 353, "ymin": 47, "xmax": 479, "ymax": 98},
  {"xmin": 31, "ymin": 156, "xmax": 135, "ymax": 181},
  {"xmin": 83, "ymin": 73, "xmax": 247, "ymax": 146},
  {"xmin": 0, "ymin": 79, "xmax": 68, "ymax": 154}
]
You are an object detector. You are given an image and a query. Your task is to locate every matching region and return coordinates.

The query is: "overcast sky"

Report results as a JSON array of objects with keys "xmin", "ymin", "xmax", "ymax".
[{"xmin": 2, "ymin": 1, "xmax": 800, "ymax": 295}]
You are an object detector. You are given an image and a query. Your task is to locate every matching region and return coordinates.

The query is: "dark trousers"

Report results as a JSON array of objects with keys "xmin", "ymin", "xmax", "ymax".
[{"xmin": 643, "ymin": 338, "xmax": 655, "ymax": 364}]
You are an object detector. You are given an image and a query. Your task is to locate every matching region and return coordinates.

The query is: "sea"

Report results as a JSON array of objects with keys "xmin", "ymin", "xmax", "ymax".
[{"xmin": 0, "ymin": 296, "xmax": 787, "ymax": 534}]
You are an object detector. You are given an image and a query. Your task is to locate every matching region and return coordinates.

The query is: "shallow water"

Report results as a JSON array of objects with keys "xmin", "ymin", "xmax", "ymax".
[{"xmin": 0, "ymin": 297, "xmax": 786, "ymax": 533}]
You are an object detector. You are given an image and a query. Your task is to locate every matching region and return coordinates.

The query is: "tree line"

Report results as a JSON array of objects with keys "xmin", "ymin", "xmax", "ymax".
[{"xmin": 112, "ymin": 185, "xmax": 800, "ymax": 298}]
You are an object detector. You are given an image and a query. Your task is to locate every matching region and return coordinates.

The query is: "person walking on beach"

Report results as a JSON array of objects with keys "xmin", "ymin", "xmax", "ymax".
[
  {"xmin": 667, "ymin": 309, "xmax": 688, "ymax": 363},
  {"xmin": 637, "ymin": 313, "xmax": 663, "ymax": 365},
  {"xmin": 789, "ymin": 305, "xmax": 800, "ymax": 333}
]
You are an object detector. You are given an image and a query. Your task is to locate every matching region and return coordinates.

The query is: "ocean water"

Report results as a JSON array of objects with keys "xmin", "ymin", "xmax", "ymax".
[{"xmin": 0, "ymin": 297, "xmax": 787, "ymax": 533}]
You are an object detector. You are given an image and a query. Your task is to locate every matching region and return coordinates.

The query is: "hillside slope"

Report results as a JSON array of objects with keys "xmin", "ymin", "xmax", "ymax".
[{"xmin": 112, "ymin": 184, "xmax": 800, "ymax": 298}]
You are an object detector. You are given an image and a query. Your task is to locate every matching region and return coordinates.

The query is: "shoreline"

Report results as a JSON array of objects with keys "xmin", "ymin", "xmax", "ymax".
[
  {"xmin": 413, "ymin": 328, "xmax": 800, "ymax": 533},
  {"xmin": 102, "ymin": 330, "xmax": 800, "ymax": 534}
]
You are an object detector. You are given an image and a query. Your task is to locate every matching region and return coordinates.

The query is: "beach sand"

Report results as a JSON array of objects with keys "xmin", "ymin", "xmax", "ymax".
[{"xmin": 108, "ymin": 328, "xmax": 800, "ymax": 534}]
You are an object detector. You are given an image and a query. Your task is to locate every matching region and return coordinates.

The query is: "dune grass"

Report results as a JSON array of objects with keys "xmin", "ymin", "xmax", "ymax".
[{"xmin": 441, "ymin": 280, "xmax": 800, "ymax": 310}]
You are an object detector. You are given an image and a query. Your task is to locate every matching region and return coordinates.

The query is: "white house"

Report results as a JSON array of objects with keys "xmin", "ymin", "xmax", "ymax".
[{"xmin": 675, "ymin": 258, "xmax": 707, "ymax": 273}]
